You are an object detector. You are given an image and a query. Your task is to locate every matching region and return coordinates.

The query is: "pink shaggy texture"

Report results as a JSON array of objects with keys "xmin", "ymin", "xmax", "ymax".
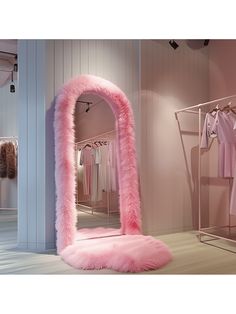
[
  {"xmin": 61, "ymin": 234, "xmax": 172, "ymax": 273},
  {"xmin": 54, "ymin": 75, "xmax": 141, "ymax": 253}
]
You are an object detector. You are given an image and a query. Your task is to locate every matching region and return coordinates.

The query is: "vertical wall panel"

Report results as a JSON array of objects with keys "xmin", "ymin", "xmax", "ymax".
[
  {"xmin": 18, "ymin": 40, "xmax": 49, "ymax": 250},
  {"xmin": 63, "ymin": 40, "xmax": 72, "ymax": 83},
  {"xmin": 27, "ymin": 40, "xmax": 37, "ymax": 248},
  {"xmin": 45, "ymin": 40, "xmax": 56, "ymax": 249},
  {"xmin": 36, "ymin": 40, "xmax": 47, "ymax": 249},
  {"xmin": 72, "ymin": 41, "xmax": 80, "ymax": 77},
  {"xmin": 18, "ymin": 40, "xmax": 28, "ymax": 247},
  {"xmin": 54, "ymin": 40, "xmax": 63, "ymax": 93},
  {"xmin": 80, "ymin": 40, "xmax": 89, "ymax": 74}
]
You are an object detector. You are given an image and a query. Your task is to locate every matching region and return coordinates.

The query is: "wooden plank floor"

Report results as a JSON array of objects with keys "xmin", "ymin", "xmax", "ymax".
[{"xmin": 1, "ymin": 210, "xmax": 236, "ymax": 274}]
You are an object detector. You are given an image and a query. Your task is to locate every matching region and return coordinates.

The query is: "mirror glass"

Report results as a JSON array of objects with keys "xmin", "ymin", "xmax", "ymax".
[{"xmin": 74, "ymin": 94, "xmax": 120, "ymax": 235}]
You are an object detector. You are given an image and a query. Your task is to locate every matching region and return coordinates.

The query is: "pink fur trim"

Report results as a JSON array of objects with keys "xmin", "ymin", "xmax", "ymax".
[
  {"xmin": 60, "ymin": 235, "xmax": 172, "ymax": 272},
  {"xmin": 54, "ymin": 75, "xmax": 142, "ymax": 253}
]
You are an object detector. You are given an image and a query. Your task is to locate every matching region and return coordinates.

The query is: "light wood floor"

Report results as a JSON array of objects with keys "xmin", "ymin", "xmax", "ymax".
[
  {"xmin": 1, "ymin": 210, "xmax": 236, "ymax": 274},
  {"xmin": 76, "ymin": 205, "xmax": 120, "ymax": 229}
]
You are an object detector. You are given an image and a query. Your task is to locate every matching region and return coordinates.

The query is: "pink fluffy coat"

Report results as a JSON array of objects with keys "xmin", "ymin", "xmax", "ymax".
[{"xmin": 54, "ymin": 75, "xmax": 142, "ymax": 253}]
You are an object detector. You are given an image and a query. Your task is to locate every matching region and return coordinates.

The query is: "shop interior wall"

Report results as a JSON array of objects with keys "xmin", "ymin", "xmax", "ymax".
[{"xmin": 140, "ymin": 40, "xmax": 209, "ymax": 235}]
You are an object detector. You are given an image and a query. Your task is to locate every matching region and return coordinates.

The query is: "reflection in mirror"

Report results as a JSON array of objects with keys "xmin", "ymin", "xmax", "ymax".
[{"xmin": 74, "ymin": 94, "xmax": 120, "ymax": 237}]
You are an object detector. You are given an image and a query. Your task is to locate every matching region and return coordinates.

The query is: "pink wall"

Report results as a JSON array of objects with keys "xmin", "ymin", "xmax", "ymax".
[
  {"xmin": 140, "ymin": 40, "xmax": 209, "ymax": 235},
  {"xmin": 209, "ymin": 40, "xmax": 236, "ymax": 98},
  {"xmin": 75, "ymin": 96, "xmax": 115, "ymax": 142}
]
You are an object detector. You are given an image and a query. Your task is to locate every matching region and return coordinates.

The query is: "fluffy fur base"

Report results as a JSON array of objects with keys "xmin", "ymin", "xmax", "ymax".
[
  {"xmin": 54, "ymin": 75, "xmax": 142, "ymax": 253},
  {"xmin": 60, "ymin": 234, "xmax": 172, "ymax": 273}
]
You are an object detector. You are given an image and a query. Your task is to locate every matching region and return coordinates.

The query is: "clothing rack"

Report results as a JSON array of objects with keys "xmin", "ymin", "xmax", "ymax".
[
  {"xmin": 175, "ymin": 95, "xmax": 236, "ymax": 251},
  {"xmin": 0, "ymin": 136, "xmax": 18, "ymax": 211},
  {"xmin": 75, "ymin": 130, "xmax": 116, "ymax": 216},
  {"xmin": 75, "ymin": 130, "xmax": 116, "ymax": 149}
]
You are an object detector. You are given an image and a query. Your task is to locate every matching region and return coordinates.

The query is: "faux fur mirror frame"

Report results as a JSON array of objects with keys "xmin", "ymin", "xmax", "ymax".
[{"xmin": 54, "ymin": 75, "xmax": 141, "ymax": 253}]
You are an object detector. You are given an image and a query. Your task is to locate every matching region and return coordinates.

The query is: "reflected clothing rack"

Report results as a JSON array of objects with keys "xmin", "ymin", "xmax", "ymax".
[
  {"xmin": 0, "ymin": 136, "xmax": 18, "ymax": 210},
  {"xmin": 175, "ymin": 95, "xmax": 236, "ymax": 251},
  {"xmin": 75, "ymin": 130, "xmax": 116, "ymax": 216}
]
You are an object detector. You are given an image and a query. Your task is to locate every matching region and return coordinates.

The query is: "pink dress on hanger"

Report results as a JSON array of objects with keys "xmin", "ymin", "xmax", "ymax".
[
  {"xmin": 80, "ymin": 146, "xmax": 95, "ymax": 195},
  {"xmin": 201, "ymin": 110, "xmax": 236, "ymax": 215},
  {"xmin": 107, "ymin": 140, "xmax": 117, "ymax": 192}
]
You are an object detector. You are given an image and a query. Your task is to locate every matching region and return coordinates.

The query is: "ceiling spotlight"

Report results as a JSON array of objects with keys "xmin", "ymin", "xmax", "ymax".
[
  {"xmin": 204, "ymin": 40, "xmax": 210, "ymax": 46},
  {"xmin": 169, "ymin": 40, "xmax": 179, "ymax": 50},
  {"xmin": 85, "ymin": 103, "xmax": 90, "ymax": 113}
]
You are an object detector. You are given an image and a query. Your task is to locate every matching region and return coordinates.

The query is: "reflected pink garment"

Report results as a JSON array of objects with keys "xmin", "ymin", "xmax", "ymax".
[
  {"xmin": 201, "ymin": 111, "xmax": 236, "ymax": 215},
  {"xmin": 107, "ymin": 141, "xmax": 117, "ymax": 192},
  {"xmin": 80, "ymin": 147, "xmax": 95, "ymax": 195}
]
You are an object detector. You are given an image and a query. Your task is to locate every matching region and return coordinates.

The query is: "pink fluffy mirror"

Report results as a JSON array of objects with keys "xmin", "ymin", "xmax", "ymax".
[{"xmin": 54, "ymin": 75, "xmax": 142, "ymax": 254}]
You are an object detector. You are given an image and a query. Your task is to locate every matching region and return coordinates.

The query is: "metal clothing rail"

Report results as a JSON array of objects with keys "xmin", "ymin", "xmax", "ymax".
[
  {"xmin": 0, "ymin": 136, "xmax": 18, "ymax": 211},
  {"xmin": 75, "ymin": 130, "xmax": 115, "ymax": 148},
  {"xmin": 175, "ymin": 94, "xmax": 236, "ymax": 250},
  {"xmin": 175, "ymin": 94, "xmax": 236, "ymax": 114}
]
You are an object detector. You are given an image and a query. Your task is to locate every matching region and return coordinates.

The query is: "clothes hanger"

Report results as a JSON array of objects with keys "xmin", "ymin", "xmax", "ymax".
[
  {"xmin": 209, "ymin": 104, "xmax": 219, "ymax": 114},
  {"xmin": 221, "ymin": 104, "xmax": 230, "ymax": 112},
  {"xmin": 227, "ymin": 101, "xmax": 236, "ymax": 114},
  {"xmin": 219, "ymin": 101, "xmax": 236, "ymax": 114},
  {"xmin": 83, "ymin": 143, "xmax": 91, "ymax": 149}
]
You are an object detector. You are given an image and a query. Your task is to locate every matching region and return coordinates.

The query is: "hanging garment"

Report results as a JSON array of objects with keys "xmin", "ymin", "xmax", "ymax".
[
  {"xmin": 0, "ymin": 141, "xmax": 17, "ymax": 179},
  {"xmin": 80, "ymin": 146, "xmax": 95, "ymax": 195},
  {"xmin": 201, "ymin": 111, "xmax": 236, "ymax": 215},
  {"xmin": 107, "ymin": 140, "xmax": 117, "ymax": 192},
  {"xmin": 6, "ymin": 141, "xmax": 17, "ymax": 179},
  {"xmin": 96, "ymin": 145, "xmax": 109, "ymax": 195},
  {"xmin": 0, "ymin": 141, "xmax": 7, "ymax": 178},
  {"xmin": 201, "ymin": 111, "xmax": 236, "ymax": 178},
  {"xmin": 75, "ymin": 149, "xmax": 81, "ymax": 172},
  {"xmin": 90, "ymin": 147, "xmax": 100, "ymax": 203},
  {"xmin": 200, "ymin": 112, "xmax": 218, "ymax": 148}
]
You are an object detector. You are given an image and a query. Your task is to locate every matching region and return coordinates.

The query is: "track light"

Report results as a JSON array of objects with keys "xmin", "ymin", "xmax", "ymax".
[
  {"xmin": 76, "ymin": 100, "xmax": 93, "ymax": 112},
  {"xmin": 10, "ymin": 71, "xmax": 15, "ymax": 93},
  {"xmin": 204, "ymin": 40, "xmax": 210, "ymax": 46},
  {"xmin": 85, "ymin": 103, "xmax": 90, "ymax": 113},
  {"xmin": 169, "ymin": 40, "xmax": 179, "ymax": 50}
]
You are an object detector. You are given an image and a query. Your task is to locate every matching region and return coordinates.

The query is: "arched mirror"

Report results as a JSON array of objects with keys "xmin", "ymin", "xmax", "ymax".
[
  {"xmin": 74, "ymin": 93, "xmax": 120, "ymax": 236},
  {"xmin": 54, "ymin": 75, "xmax": 141, "ymax": 254}
]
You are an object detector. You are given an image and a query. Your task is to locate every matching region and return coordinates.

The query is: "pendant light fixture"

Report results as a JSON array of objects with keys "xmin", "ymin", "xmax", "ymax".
[{"xmin": 10, "ymin": 71, "xmax": 15, "ymax": 93}]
